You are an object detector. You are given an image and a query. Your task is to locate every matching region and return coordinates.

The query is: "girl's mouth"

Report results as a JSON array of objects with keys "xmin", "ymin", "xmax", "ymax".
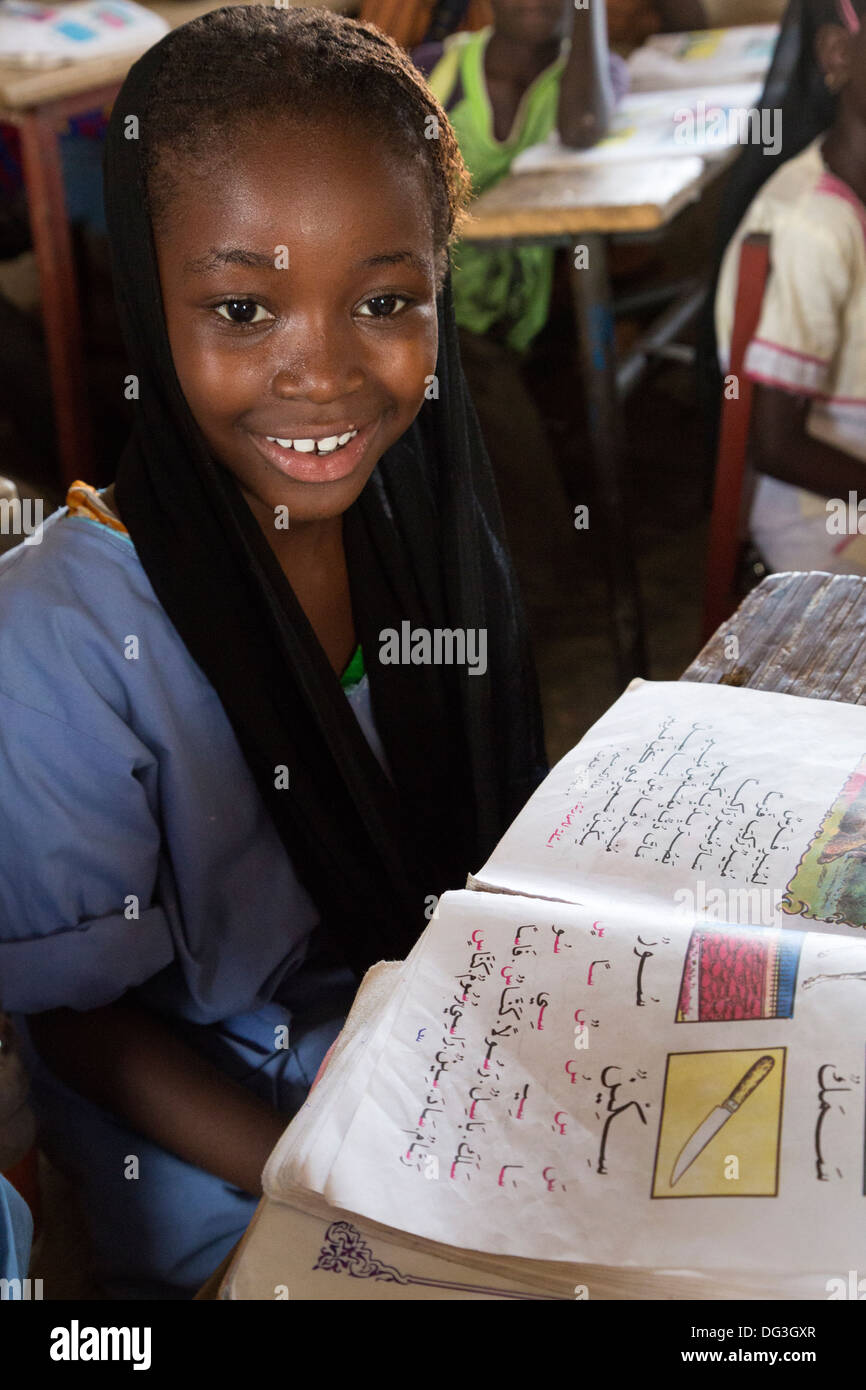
[{"xmin": 249, "ymin": 421, "xmax": 377, "ymax": 484}]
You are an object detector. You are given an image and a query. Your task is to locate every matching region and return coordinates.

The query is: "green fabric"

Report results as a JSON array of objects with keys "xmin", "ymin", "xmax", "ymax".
[
  {"xmin": 431, "ymin": 28, "xmax": 565, "ymax": 353},
  {"xmin": 340, "ymin": 643, "xmax": 365, "ymax": 690}
]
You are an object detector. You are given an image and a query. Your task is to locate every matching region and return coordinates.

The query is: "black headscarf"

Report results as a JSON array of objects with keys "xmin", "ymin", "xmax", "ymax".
[
  {"xmin": 697, "ymin": 0, "xmax": 841, "ymax": 455},
  {"xmin": 105, "ymin": 15, "xmax": 547, "ymax": 982}
]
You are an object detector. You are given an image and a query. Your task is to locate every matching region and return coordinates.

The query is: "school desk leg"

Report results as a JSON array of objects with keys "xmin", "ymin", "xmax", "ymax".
[
  {"xmin": 569, "ymin": 234, "xmax": 647, "ymax": 685},
  {"xmin": 18, "ymin": 103, "xmax": 93, "ymax": 487}
]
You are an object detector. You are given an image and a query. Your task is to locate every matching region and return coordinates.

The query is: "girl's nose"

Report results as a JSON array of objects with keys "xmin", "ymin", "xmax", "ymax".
[{"xmin": 269, "ymin": 327, "xmax": 365, "ymax": 404}]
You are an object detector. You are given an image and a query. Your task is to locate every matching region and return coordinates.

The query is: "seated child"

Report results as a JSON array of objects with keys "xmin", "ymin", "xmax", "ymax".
[
  {"xmin": 714, "ymin": 0, "xmax": 866, "ymax": 574},
  {"xmin": 412, "ymin": 0, "xmax": 630, "ymax": 614},
  {"xmin": 414, "ymin": 0, "xmax": 630, "ymax": 354},
  {"xmin": 0, "ymin": 7, "xmax": 545, "ymax": 1299},
  {"xmin": 413, "ymin": 0, "xmax": 705, "ymax": 617}
]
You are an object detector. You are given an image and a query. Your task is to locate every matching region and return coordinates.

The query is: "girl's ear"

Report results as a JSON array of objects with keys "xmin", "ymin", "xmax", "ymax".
[{"xmin": 815, "ymin": 22, "xmax": 853, "ymax": 92}]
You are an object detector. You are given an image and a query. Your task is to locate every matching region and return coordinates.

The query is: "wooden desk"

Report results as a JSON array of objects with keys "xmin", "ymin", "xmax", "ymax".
[
  {"xmin": 682, "ymin": 570, "xmax": 866, "ymax": 697},
  {"xmin": 0, "ymin": 0, "xmax": 352, "ymax": 486},
  {"xmin": 461, "ymin": 153, "xmax": 726, "ymax": 687}
]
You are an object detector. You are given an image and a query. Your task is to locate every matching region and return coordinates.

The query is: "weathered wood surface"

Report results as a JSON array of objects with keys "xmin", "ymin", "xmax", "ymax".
[
  {"xmin": 461, "ymin": 156, "xmax": 707, "ymax": 241},
  {"xmin": 682, "ymin": 571, "xmax": 866, "ymax": 702}
]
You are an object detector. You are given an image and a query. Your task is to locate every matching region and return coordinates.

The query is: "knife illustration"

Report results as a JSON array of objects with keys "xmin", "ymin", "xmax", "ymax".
[{"xmin": 670, "ymin": 1054, "xmax": 776, "ymax": 1187}]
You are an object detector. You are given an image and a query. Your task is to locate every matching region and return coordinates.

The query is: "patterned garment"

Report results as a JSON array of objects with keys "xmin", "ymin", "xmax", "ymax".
[{"xmin": 65, "ymin": 479, "xmax": 131, "ymax": 538}]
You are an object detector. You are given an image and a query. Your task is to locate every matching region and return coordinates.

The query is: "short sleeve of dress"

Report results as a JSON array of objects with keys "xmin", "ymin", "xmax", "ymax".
[
  {"xmin": 743, "ymin": 212, "xmax": 850, "ymax": 397},
  {"xmin": 0, "ymin": 685, "xmax": 175, "ymax": 1013}
]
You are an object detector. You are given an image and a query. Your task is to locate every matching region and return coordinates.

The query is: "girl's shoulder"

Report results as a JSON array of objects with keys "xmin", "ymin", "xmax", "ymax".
[
  {"xmin": 744, "ymin": 140, "xmax": 864, "ymax": 255},
  {"xmin": 753, "ymin": 139, "xmax": 827, "ymax": 214},
  {"xmin": 0, "ymin": 504, "xmax": 196, "ymax": 741},
  {"xmin": 0, "ymin": 503, "xmax": 163, "ymax": 652}
]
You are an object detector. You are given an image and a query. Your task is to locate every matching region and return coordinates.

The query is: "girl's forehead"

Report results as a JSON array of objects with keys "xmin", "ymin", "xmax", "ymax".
[{"xmin": 155, "ymin": 121, "xmax": 436, "ymax": 269}]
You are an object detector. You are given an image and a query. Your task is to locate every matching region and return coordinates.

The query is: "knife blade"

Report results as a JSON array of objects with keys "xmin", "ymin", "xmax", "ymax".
[{"xmin": 670, "ymin": 1054, "xmax": 776, "ymax": 1187}]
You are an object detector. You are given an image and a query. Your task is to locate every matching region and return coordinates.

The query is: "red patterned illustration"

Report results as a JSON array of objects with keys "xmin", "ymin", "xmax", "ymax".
[{"xmin": 676, "ymin": 926, "xmax": 801, "ymax": 1023}]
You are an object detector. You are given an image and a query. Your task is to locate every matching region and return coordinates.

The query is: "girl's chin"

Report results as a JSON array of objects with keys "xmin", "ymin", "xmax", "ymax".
[{"xmin": 235, "ymin": 465, "xmax": 378, "ymax": 527}]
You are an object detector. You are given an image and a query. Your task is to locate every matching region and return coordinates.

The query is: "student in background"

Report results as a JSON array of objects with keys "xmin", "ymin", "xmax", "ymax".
[
  {"xmin": 700, "ymin": 0, "xmax": 840, "ymax": 457},
  {"xmin": 412, "ymin": 0, "xmax": 710, "ymax": 619},
  {"xmin": 714, "ymin": 0, "xmax": 866, "ymax": 573},
  {"xmin": 413, "ymin": 0, "xmax": 630, "ymax": 617},
  {"xmin": 0, "ymin": 8, "xmax": 545, "ymax": 1298}
]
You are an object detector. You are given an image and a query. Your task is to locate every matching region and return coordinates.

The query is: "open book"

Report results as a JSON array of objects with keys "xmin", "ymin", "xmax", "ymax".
[
  {"xmin": 222, "ymin": 679, "xmax": 866, "ymax": 1300},
  {"xmin": 0, "ymin": 1, "xmax": 168, "ymax": 69}
]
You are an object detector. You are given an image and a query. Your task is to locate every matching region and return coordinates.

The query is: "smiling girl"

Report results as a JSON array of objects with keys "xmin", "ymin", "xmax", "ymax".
[{"xmin": 0, "ymin": 7, "xmax": 545, "ymax": 1299}]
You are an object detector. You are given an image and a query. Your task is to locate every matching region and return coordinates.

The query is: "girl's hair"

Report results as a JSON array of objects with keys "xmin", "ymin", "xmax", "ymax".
[{"xmin": 141, "ymin": 6, "xmax": 471, "ymax": 279}]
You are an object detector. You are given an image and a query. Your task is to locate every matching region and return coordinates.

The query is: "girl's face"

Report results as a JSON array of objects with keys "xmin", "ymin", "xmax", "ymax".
[
  {"xmin": 155, "ymin": 117, "xmax": 440, "ymax": 528},
  {"xmin": 490, "ymin": 0, "xmax": 572, "ymax": 45},
  {"xmin": 819, "ymin": 14, "xmax": 866, "ymax": 121}
]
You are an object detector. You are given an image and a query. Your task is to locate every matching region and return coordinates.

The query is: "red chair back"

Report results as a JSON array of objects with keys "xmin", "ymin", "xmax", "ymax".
[{"xmin": 702, "ymin": 233, "xmax": 771, "ymax": 642}]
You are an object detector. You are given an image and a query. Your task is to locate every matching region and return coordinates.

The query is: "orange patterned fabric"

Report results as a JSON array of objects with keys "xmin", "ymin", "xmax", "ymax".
[{"xmin": 66, "ymin": 481, "xmax": 129, "ymax": 536}]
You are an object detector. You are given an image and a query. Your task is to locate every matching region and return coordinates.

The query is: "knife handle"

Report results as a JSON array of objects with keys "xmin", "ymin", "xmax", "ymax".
[{"xmin": 721, "ymin": 1055, "xmax": 775, "ymax": 1113}]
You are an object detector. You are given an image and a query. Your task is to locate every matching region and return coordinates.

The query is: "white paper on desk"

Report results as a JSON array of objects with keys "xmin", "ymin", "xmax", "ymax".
[
  {"xmin": 627, "ymin": 25, "xmax": 778, "ymax": 93},
  {"xmin": 0, "ymin": 0, "xmax": 168, "ymax": 68},
  {"xmin": 282, "ymin": 888, "xmax": 866, "ymax": 1278},
  {"xmin": 511, "ymin": 83, "xmax": 763, "ymax": 170}
]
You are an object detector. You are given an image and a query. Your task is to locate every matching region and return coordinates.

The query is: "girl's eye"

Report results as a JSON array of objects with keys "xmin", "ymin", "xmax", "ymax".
[
  {"xmin": 357, "ymin": 294, "xmax": 410, "ymax": 319},
  {"xmin": 215, "ymin": 299, "xmax": 272, "ymax": 325}
]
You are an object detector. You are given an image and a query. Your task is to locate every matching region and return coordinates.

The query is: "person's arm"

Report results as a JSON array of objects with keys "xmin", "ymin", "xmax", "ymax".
[
  {"xmin": 737, "ymin": 210, "xmax": 856, "ymax": 496},
  {"xmin": 28, "ymin": 999, "xmax": 287, "ymax": 1198},
  {"xmin": 750, "ymin": 383, "xmax": 866, "ymax": 497},
  {"xmin": 558, "ymin": 1, "xmax": 616, "ymax": 148}
]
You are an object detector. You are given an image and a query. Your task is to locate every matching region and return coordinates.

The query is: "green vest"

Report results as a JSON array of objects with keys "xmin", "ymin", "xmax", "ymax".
[{"xmin": 428, "ymin": 27, "xmax": 566, "ymax": 353}]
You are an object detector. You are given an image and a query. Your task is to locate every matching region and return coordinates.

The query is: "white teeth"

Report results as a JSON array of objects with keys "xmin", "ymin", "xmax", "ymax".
[{"xmin": 265, "ymin": 428, "xmax": 360, "ymax": 456}]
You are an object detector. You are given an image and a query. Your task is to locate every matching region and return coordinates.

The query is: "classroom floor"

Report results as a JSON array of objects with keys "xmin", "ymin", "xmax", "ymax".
[{"xmin": 0, "ymin": 195, "xmax": 716, "ymax": 1297}]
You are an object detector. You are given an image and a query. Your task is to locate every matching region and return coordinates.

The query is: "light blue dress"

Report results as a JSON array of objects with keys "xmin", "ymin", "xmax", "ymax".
[
  {"xmin": 0, "ymin": 506, "xmax": 386, "ymax": 1298},
  {"xmin": 0, "ymin": 1174, "xmax": 32, "ymax": 1292}
]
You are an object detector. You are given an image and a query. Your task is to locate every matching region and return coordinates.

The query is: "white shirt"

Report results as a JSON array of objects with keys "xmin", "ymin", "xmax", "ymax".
[{"xmin": 715, "ymin": 137, "xmax": 866, "ymax": 573}]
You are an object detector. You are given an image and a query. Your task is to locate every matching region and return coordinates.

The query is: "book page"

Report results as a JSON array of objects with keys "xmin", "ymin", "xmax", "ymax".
[
  {"xmin": 627, "ymin": 25, "xmax": 778, "ymax": 92},
  {"xmin": 475, "ymin": 681, "xmax": 866, "ymax": 939},
  {"xmin": 510, "ymin": 84, "xmax": 763, "ymax": 170},
  {"xmin": 279, "ymin": 889, "xmax": 866, "ymax": 1281}
]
